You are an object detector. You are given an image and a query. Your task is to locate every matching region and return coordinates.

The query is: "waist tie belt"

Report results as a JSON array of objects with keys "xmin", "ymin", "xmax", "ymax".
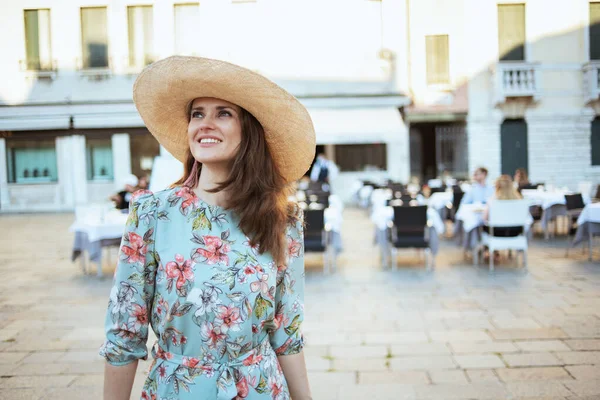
[{"xmin": 152, "ymin": 337, "xmax": 271, "ymax": 400}]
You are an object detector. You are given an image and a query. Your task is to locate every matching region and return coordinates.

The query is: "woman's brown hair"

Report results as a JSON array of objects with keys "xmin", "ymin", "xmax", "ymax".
[
  {"xmin": 171, "ymin": 105, "xmax": 296, "ymax": 265},
  {"xmin": 495, "ymin": 175, "xmax": 521, "ymax": 200}
]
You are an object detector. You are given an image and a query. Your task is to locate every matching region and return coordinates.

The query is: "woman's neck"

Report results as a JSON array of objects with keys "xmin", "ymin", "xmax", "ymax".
[{"xmin": 194, "ymin": 164, "xmax": 231, "ymax": 208}]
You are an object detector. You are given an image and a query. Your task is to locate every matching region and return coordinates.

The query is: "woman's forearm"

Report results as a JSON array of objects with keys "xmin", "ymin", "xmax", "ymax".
[
  {"xmin": 104, "ymin": 361, "xmax": 138, "ymax": 400},
  {"xmin": 278, "ymin": 351, "xmax": 312, "ymax": 400}
]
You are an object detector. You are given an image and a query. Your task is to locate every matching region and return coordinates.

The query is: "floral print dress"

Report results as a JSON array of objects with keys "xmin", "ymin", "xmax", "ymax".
[{"xmin": 99, "ymin": 186, "xmax": 305, "ymax": 400}]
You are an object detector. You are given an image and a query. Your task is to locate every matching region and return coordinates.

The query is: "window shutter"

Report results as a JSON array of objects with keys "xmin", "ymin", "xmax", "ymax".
[
  {"xmin": 590, "ymin": 3, "xmax": 600, "ymax": 60},
  {"xmin": 426, "ymin": 35, "xmax": 449, "ymax": 85},
  {"xmin": 592, "ymin": 118, "xmax": 600, "ymax": 166},
  {"xmin": 498, "ymin": 4, "xmax": 525, "ymax": 61}
]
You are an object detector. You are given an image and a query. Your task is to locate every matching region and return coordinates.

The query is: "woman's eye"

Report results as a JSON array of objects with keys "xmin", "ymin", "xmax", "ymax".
[
  {"xmin": 191, "ymin": 111, "xmax": 203, "ymax": 118},
  {"xmin": 219, "ymin": 111, "xmax": 232, "ymax": 117}
]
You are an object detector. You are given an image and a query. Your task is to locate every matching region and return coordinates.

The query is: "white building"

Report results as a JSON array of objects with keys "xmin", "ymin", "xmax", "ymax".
[
  {"xmin": 1, "ymin": 0, "xmax": 599, "ymax": 212},
  {"xmin": 0, "ymin": 0, "xmax": 411, "ymax": 211}
]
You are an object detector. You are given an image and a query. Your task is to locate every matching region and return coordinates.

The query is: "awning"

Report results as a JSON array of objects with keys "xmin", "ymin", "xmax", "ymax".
[
  {"xmin": 0, "ymin": 116, "xmax": 70, "ymax": 130},
  {"xmin": 308, "ymin": 107, "xmax": 406, "ymax": 144}
]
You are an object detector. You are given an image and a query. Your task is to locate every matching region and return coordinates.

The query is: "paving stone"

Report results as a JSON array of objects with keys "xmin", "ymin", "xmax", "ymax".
[
  {"xmin": 449, "ymin": 341, "xmax": 519, "ymax": 354},
  {"xmin": 562, "ymin": 380, "xmax": 600, "ymax": 397},
  {"xmin": 302, "ymin": 345, "xmax": 329, "ymax": 358},
  {"xmin": 496, "ymin": 367, "xmax": 572, "ymax": 382},
  {"xmin": 41, "ymin": 385, "xmax": 104, "ymax": 400},
  {"xmin": 565, "ymin": 365, "xmax": 600, "ymax": 381},
  {"xmin": 338, "ymin": 384, "xmax": 416, "ymax": 400},
  {"xmin": 506, "ymin": 381, "xmax": 573, "ymax": 397},
  {"xmin": 503, "ymin": 353, "xmax": 563, "ymax": 367},
  {"xmin": 454, "ymin": 355, "xmax": 505, "ymax": 369},
  {"xmin": 364, "ymin": 332, "xmax": 428, "ymax": 344},
  {"xmin": 429, "ymin": 330, "xmax": 492, "ymax": 342},
  {"xmin": 515, "ymin": 340, "xmax": 571, "ymax": 352},
  {"xmin": 390, "ymin": 343, "xmax": 451, "ymax": 356},
  {"xmin": 332, "ymin": 358, "xmax": 387, "ymax": 372},
  {"xmin": 0, "ymin": 375, "xmax": 77, "ymax": 389},
  {"xmin": 58, "ymin": 350, "xmax": 103, "ymax": 363},
  {"xmin": 20, "ymin": 351, "xmax": 68, "ymax": 364},
  {"xmin": 564, "ymin": 339, "xmax": 600, "ymax": 351},
  {"xmin": 70, "ymin": 374, "xmax": 104, "ymax": 386},
  {"xmin": 330, "ymin": 345, "xmax": 387, "ymax": 359},
  {"xmin": 390, "ymin": 356, "xmax": 456, "ymax": 370},
  {"xmin": 305, "ymin": 355, "xmax": 331, "ymax": 371},
  {"xmin": 308, "ymin": 371, "xmax": 356, "ymax": 386},
  {"xmin": 413, "ymin": 382, "xmax": 509, "ymax": 399},
  {"xmin": 555, "ymin": 351, "xmax": 600, "ymax": 365},
  {"xmin": 490, "ymin": 329, "xmax": 569, "ymax": 340},
  {"xmin": 10, "ymin": 363, "xmax": 70, "ymax": 376},
  {"xmin": 0, "ymin": 352, "xmax": 29, "ymax": 364},
  {"xmin": 492, "ymin": 318, "xmax": 542, "ymax": 329},
  {"xmin": 428, "ymin": 369, "xmax": 469, "ymax": 384},
  {"xmin": 0, "ymin": 388, "xmax": 44, "ymax": 400},
  {"xmin": 465, "ymin": 369, "xmax": 500, "ymax": 383},
  {"xmin": 359, "ymin": 371, "xmax": 429, "ymax": 385}
]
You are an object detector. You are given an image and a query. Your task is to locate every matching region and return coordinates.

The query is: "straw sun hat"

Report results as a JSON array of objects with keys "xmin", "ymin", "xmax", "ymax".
[{"xmin": 133, "ymin": 56, "xmax": 316, "ymax": 183}]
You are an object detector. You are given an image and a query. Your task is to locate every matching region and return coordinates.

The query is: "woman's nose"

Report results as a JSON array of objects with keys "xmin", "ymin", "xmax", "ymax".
[{"xmin": 198, "ymin": 114, "xmax": 216, "ymax": 131}]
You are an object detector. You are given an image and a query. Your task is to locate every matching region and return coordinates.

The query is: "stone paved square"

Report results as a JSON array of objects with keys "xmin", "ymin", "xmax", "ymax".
[{"xmin": 1, "ymin": 209, "xmax": 600, "ymax": 399}]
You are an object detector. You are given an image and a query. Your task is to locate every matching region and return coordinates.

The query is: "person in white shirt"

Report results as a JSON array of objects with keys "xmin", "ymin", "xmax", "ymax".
[
  {"xmin": 310, "ymin": 153, "xmax": 339, "ymax": 184},
  {"xmin": 461, "ymin": 167, "xmax": 495, "ymax": 205}
]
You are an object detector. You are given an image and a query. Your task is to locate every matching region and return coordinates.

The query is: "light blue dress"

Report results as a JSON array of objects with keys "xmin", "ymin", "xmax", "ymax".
[{"xmin": 99, "ymin": 186, "xmax": 305, "ymax": 400}]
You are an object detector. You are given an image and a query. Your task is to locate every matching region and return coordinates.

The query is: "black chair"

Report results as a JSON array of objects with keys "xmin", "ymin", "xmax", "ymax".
[
  {"xmin": 594, "ymin": 185, "xmax": 600, "ymax": 202},
  {"xmin": 387, "ymin": 194, "xmax": 415, "ymax": 207},
  {"xmin": 429, "ymin": 187, "xmax": 446, "ymax": 195},
  {"xmin": 303, "ymin": 208, "xmax": 334, "ymax": 273},
  {"xmin": 388, "ymin": 205, "xmax": 432, "ymax": 270},
  {"xmin": 565, "ymin": 193, "xmax": 585, "ymax": 219}
]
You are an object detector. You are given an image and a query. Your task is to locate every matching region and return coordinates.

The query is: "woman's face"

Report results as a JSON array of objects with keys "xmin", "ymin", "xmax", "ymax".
[{"xmin": 187, "ymin": 97, "xmax": 243, "ymax": 166}]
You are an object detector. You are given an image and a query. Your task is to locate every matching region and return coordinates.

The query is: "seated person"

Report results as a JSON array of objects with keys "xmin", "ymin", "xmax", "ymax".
[
  {"xmin": 109, "ymin": 174, "xmax": 139, "ymax": 210},
  {"xmin": 483, "ymin": 174, "xmax": 523, "ymax": 237},
  {"xmin": 461, "ymin": 167, "xmax": 494, "ymax": 205},
  {"xmin": 513, "ymin": 167, "xmax": 531, "ymax": 190}
]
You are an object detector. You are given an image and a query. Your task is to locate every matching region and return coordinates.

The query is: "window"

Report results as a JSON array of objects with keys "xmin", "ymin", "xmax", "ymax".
[
  {"xmin": 7, "ymin": 141, "xmax": 58, "ymax": 184},
  {"xmin": 81, "ymin": 7, "xmax": 109, "ymax": 68},
  {"xmin": 87, "ymin": 139, "xmax": 113, "ymax": 180},
  {"xmin": 425, "ymin": 35, "xmax": 449, "ymax": 85},
  {"xmin": 24, "ymin": 9, "xmax": 52, "ymax": 71},
  {"xmin": 334, "ymin": 144, "xmax": 387, "ymax": 172},
  {"xmin": 498, "ymin": 4, "xmax": 525, "ymax": 61},
  {"xmin": 592, "ymin": 118, "xmax": 600, "ymax": 166},
  {"xmin": 128, "ymin": 6, "xmax": 154, "ymax": 68},
  {"xmin": 174, "ymin": 4, "xmax": 199, "ymax": 56},
  {"xmin": 590, "ymin": 3, "xmax": 600, "ymax": 60}
]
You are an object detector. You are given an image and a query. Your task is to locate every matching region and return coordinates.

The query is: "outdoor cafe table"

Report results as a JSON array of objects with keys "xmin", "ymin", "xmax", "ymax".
[
  {"xmin": 521, "ymin": 190, "xmax": 591, "ymax": 239},
  {"xmin": 454, "ymin": 203, "xmax": 533, "ymax": 262},
  {"xmin": 371, "ymin": 204, "xmax": 445, "ymax": 268},
  {"xmin": 69, "ymin": 209, "xmax": 129, "ymax": 277},
  {"xmin": 572, "ymin": 202, "xmax": 600, "ymax": 261}
]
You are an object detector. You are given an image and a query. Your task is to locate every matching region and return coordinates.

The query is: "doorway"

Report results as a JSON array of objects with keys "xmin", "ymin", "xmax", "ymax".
[{"xmin": 500, "ymin": 119, "xmax": 528, "ymax": 176}]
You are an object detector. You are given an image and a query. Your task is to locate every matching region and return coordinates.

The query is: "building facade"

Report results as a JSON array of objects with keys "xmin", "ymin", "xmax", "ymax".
[
  {"xmin": 0, "ymin": 0, "xmax": 413, "ymax": 210},
  {"xmin": 1, "ymin": 0, "xmax": 600, "ymax": 212}
]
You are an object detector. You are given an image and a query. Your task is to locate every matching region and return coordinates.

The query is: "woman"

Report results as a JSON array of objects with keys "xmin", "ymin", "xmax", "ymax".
[
  {"xmin": 513, "ymin": 168, "xmax": 530, "ymax": 189},
  {"xmin": 100, "ymin": 56, "xmax": 315, "ymax": 400},
  {"xmin": 483, "ymin": 174, "xmax": 523, "ymax": 235}
]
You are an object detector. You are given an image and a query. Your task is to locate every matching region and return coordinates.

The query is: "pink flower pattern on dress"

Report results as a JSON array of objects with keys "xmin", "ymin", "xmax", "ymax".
[
  {"xmin": 121, "ymin": 232, "xmax": 148, "ymax": 265},
  {"xmin": 194, "ymin": 235, "xmax": 231, "ymax": 265},
  {"xmin": 165, "ymin": 254, "xmax": 194, "ymax": 291}
]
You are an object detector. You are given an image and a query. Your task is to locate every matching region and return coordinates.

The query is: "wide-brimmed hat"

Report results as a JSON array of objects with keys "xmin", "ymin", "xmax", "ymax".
[{"xmin": 133, "ymin": 56, "xmax": 316, "ymax": 183}]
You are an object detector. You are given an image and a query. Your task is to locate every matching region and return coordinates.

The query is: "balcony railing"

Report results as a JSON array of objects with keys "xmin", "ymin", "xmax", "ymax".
[
  {"xmin": 494, "ymin": 62, "xmax": 541, "ymax": 104},
  {"xmin": 583, "ymin": 61, "xmax": 600, "ymax": 103}
]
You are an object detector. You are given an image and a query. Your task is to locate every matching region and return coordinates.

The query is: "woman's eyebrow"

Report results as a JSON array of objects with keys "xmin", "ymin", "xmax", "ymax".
[{"xmin": 190, "ymin": 106, "xmax": 236, "ymax": 112}]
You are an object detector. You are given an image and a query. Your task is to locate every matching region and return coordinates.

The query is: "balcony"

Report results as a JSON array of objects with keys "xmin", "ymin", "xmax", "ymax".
[
  {"xmin": 18, "ymin": 59, "xmax": 57, "ymax": 80},
  {"xmin": 493, "ymin": 62, "xmax": 541, "ymax": 104},
  {"xmin": 583, "ymin": 61, "xmax": 600, "ymax": 103}
]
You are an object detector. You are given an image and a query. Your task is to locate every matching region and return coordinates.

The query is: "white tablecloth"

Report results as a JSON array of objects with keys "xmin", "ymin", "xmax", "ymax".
[
  {"xmin": 521, "ymin": 190, "xmax": 591, "ymax": 210},
  {"xmin": 69, "ymin": 210, "xmax": 128, "ymax": 243},
  {"xmin": 427, "ymin": 192, "xmax": 453, "ymax": 211},
  {"xmin": 577, "ymin": 203, "xmax": 600, "ymax": 225}
]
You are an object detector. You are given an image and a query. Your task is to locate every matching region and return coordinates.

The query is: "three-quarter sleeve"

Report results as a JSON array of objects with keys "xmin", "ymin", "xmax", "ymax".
[
  {"xmin": 99, "ymin": 190, "xmax": 158, "ymax": 366},
  {"xmin": 270, "ymin": 209, "xmax": 306, "ymax": 356}
]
